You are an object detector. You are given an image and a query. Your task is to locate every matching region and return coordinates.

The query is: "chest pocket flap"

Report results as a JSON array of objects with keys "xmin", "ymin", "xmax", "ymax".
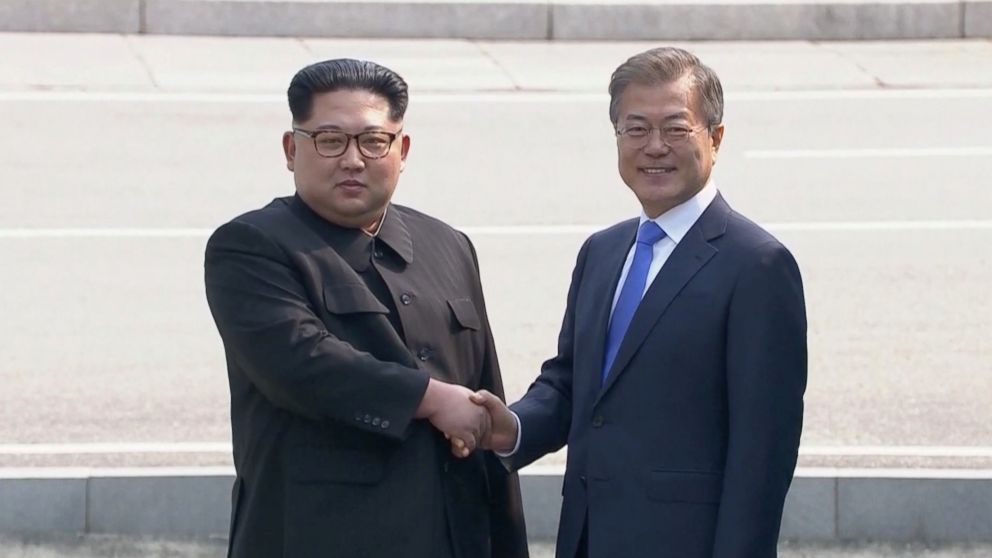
[
  {"xmin": 324, "ymin": 285, "xmax": 389, "ymax": 315},
  {"xmin": 447, "ymin": 298, "xmax": 481, "ymax": 330}
]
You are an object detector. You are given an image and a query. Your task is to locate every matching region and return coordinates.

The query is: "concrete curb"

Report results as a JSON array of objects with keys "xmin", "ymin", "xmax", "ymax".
[
  {"xmin": 2, "ymin": 467, "xmax": 990, "ymax": 542},
  {"xmin": 965, "ymin": 0, "xmax": 992, "ymax": 36},
  {"xmin": 0, "ymin": 0, "xmax": 989, "ymax": 40},
  {"xmin": 0, "ymin": 0, "xmax": 140, "ymax": 33}
]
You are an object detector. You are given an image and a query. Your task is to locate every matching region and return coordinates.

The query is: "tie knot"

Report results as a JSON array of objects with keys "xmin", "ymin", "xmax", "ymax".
[{"xmin": 636, "ymin": 221, "xmax": 666, "ymax": 246}]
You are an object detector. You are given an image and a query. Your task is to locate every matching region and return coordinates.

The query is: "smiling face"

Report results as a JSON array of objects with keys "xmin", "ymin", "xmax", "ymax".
[
  {"xmin": 282, "ymin": 89, "xmax": 410, "ymax": 229},
  {"xmin": 615, "ymin": 77, "xmax": 724, "ymax": 218}
]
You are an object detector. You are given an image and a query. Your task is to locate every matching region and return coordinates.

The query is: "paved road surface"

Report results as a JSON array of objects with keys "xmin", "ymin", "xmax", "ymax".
[{"xmin": 0, "ymin": 35, "xmax": 990, "ymax": 470}]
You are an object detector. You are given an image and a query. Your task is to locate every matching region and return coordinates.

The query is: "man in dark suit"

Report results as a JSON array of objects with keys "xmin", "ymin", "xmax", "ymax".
[
  {"xmin": 469, "ymin": 47, "xmax": 807, "ymax": 558},
  {"xmin": 204, "ymin": 59, "xmax": 528, "ymax": 558}
]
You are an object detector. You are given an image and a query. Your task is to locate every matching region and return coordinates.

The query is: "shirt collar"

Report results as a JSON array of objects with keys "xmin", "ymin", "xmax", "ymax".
[
  {"xmin": 362, "ymin": 205, "xmax": 387, "ymax": 237},
  {"xmin": 639, "ymin": 178, "xmax": 718, "ymax": 243}
]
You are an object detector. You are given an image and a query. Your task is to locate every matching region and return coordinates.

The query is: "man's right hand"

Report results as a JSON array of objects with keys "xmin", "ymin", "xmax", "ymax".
[
  {"xmin": 469, "ymin": 389, "xmax": 519, "ymax": 454},
  {"xmin": 415, "ymin": 379, "xmax": 491, "ymax": 457}
]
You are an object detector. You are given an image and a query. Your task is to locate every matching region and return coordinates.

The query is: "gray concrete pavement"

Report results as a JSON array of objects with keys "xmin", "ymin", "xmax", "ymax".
[
  {"xmin": 2, "ymin": 34, "xmax": 991, "ymax": 468},
  {"xmin": 4, "ymin": 35, "xmax": 992, "ymax": 94},
  {"xmin": 1, "ymin": 535, "xmax": 992, "ymax": 558},
  {"xmin": 1, "ymin": 33, "xmax": 991, "ymax": 540}
]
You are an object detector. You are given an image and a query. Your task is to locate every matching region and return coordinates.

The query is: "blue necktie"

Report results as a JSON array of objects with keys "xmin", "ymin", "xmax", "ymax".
[{"xmin": 602, "ymin": 221, "xmax": 666, "ymax": 385}]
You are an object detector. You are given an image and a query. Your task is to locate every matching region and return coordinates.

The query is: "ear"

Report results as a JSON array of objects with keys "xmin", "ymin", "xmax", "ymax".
[
  {"xmin": 282, "ymin": 131, "xmax": 296, "ymax": 172},
  {"xmin": 710, "ymin": 124, "xmax": 725, "ymax": 156},
  {"xmin": 398, "ymin": 133, "xmax": 411, "ymax": 172}
]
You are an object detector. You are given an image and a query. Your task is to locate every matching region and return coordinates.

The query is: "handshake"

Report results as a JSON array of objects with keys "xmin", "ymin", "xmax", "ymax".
[{"xmin": 415, "ymin": 379, "xmax": 518, "ymax": 458}]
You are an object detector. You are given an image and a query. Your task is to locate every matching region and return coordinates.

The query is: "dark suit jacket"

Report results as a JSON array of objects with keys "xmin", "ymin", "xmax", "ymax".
[
  {"xmin": 204, "ymin": 196, "xmax": 528, "ymax": 558},
  {"xmin": 509, "ymin": 194, "xmax": 807, "ymax": 558}
]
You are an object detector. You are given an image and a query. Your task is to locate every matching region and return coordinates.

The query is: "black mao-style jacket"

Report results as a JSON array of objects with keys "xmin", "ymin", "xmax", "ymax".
[{"xmin": 205, "ymin": 195, "xmax": 528, "ymax": 558}]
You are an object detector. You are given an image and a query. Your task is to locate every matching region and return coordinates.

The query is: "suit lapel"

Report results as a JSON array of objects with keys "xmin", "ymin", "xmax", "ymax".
[{"xmin": 597, "ymin": 195, "xmax": 731, "ymax": 400}]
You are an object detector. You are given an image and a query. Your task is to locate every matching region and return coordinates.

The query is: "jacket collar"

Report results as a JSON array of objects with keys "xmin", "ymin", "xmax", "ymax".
[
  {"xmin": 595, "ymin": 193, "xmax": 731, "ymax": 401},
  {"xmin": 288, "ymin": 195, "xmax": 413, "ymax": 271}
]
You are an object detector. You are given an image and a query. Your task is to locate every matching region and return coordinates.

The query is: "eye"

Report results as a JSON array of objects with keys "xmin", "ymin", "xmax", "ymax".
[
  {"xmin": 623, "ymin": 126, "xmax": 650, "ymax": 138},
  {"xmin": 359, "ymin": 134, "xmax": 390, "ymax": 148},
  {"xmin": 316, "ymin": 133, "xmax": 346, "ymax": 148},
  {"xmin": 664, "ymin": 126, "xmax": 691, "ymax": 139}
]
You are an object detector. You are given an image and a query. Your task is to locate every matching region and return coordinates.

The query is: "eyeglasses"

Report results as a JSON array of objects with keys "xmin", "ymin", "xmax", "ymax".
[
  {"xmin": 616, "ymin": 124, "xmax": 707, "ymax": 149},
  {"xmin": 293, "ymin": 128, "xmax": 402, "ymax": 159}
]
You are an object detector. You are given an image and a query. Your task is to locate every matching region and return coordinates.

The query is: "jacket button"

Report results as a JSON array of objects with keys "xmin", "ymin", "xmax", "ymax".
[
  {"xmin": 373, "ymin": 248, "xmax": 384, "ymax": 259},
  {"xmin": 417, "ymin": 348, "xmax": 432, "ymax": 361},
  {"xmin": 363, "ymin": 414, "xmax": 372, "ymax": 424},
  {"xmin": 400, "ymin": 293, "xmax": 414, "ymax": 305},
  {"xmin": 354, "ymin": 412, "xmax": 363, "ymax": 421},
  {"xmin": 372, "ymin": 417, "xmax": 381, "ymax": 427},
  {"xmin": 592, "ymin": 415, "xmax": 604, "ymax": 428},
  {"xmin": 380, "ymin": 420, "xmax": 390, "ymax": 429}
]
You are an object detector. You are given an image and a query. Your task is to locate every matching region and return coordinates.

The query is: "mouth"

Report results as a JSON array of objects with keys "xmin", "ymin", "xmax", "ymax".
[
  {"xmin": 639, "ymin": 166, "xmax": 676, "ymax": 175},
  {"xmin": 336, "ymin": 180, "xmax": 366, "ymax": 189}
]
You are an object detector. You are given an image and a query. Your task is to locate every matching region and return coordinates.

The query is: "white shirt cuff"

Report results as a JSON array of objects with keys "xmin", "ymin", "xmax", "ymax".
[{"xmin": 494, "ymin": 410, "xmax": 522, "ymax": 458}]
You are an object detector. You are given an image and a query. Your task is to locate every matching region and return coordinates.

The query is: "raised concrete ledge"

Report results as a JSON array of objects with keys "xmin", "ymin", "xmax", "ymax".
[
  {"xmin": 0, "ymin": 0, "xmax": 140, "ymax": 33},
  {"xmin": 552, "ymin": 0, "xmax": 963, "ymax": 40},
  {"xmin": 839, "ymin": 477, "xmax": 992, "ymax": 541},
  {"xmin": 143, "ymin": 0, "xmax": 550, "ymax": 39},
  {"xmin": 0, "ymin": 0, "xmax": 989, "ymax": 39},
  {"xmin": 965, "ymin": 0, "xmax": 992, "ymax": 36},
  {"xmin": 2, "ymin": 467, "xmax": 991, "ymax": 542},
  {"xmin": 0, "ymin": 477, "xmax": 86, "ymax": 534}
]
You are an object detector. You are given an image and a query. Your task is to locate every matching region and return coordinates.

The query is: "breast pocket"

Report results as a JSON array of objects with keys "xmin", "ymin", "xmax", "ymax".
[
  {"xmin": 431, "ymin": 298, "xmax": 484, "ymax": 387},
  {"xmin": 447, "ymin": 298, "xmax": 480, "ymax": 331}
]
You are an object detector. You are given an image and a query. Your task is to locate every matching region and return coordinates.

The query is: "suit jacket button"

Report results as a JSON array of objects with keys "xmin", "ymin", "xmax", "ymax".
[
  {"xmin": 592, "ymin": 415, "xmax": 604, "ymax": 428},
  {"xmin": 380, "ymin": 420, "xmax": 390, "ymax": 429},
  {"xmin": 417, "ymin": 348, "xmax": 432, "ymax": 361},
  {"xmin": 400, "ymin": 293, "xmax": 414, "ymax": 305},
  {"xmin": 354, "ymin": 412, "xmax": 363, "ymax": 421},
  {"xmin": 372, "ymin": 417, "xmax": 381, "ymax": 426},
  {"xmin": 364, "ymin": 414, "xmax": 372, "ymax": 424},
  {"xmin": 373, "ymin": 248, "xmax": 384, "ymax": 259}
]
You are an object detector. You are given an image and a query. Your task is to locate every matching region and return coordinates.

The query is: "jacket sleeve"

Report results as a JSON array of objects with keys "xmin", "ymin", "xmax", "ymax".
[
  {"xmin": 204, "ymin": 219, "xmax": 430, "ymax": 440},
  {"xmin": 464, "ymin": 236, "xmax": 531, "ymax": 558},
  {"xmin": 508, "ymin": 236, "xmax": 592, "ymax": 470},
  {"xmin": 712, "ymin": 241, "xmax": 808, "ymax": 557}
]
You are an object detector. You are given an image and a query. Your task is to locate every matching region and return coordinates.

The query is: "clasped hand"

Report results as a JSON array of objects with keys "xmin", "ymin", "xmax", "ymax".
[{"xmin": 415, "ymin": 380, "xmax": 517, "ymax": 458}]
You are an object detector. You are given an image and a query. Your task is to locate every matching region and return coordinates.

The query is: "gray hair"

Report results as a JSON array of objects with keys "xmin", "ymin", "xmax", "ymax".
[{"xmin": 608, "ymin": 47, "xmax": 724, "ymax": 131}]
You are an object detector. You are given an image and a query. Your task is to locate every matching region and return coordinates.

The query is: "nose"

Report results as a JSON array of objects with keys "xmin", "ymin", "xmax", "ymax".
[
  {"xmin": 338, "ymin": 139, "xmax": 365, "ymax": 170},
  {"xmin": 642, "ymin": 129, "xmax": 670, "ymax": 157}
]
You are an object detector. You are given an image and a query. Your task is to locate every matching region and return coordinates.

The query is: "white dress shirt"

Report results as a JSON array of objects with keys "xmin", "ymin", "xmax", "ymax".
[
  {"xmin": 498, "ymin": 180, "xmax": 719, "ymax": 458},
  {"xmin": 608, "ymin": 179, "xmax": 718, "ymax": 319}
]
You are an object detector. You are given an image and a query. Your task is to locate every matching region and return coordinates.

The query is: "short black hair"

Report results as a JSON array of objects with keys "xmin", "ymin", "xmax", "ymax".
[{"xmin": 287, "ymin": 59, "xmax": 409, "ymax": 123}]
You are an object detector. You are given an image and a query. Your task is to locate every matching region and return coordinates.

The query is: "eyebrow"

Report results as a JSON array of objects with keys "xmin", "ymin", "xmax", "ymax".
[
  {"xmin": 311, "ymin": 124, "xmax": 389, "ymax": 132},
  {"xmin": 624, "ymin": 111, "xmax": 692, "ymax": 123}
]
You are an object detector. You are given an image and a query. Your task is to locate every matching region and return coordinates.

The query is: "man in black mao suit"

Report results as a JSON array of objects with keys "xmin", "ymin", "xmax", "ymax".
[
  {"xmin": 204, "ymin": 59, "xmax": 528, "ymax": 558},
  {"xmin": 471, "ymin": 47, "xmax": 807, "ymax": 558}
]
